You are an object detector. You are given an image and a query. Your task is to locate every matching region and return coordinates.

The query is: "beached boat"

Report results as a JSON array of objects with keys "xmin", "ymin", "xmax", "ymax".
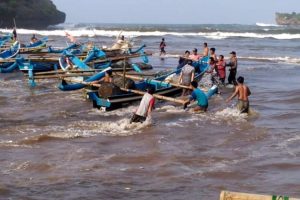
[
  {"xmin": 17, "ymin": 57, "xmax": 57, "ymax": 73},
  {"xmin": 0, "ymin": 61, "xmax": 18, "ymax": 73},
  {"xmin": 48, "ymin": 43, "xmax": 81, "ymax": 54},
  {"xmin": 0, "ymin": 41, "xmax": 20, "ymax": 60},
  {"xmin": 19, "ymin": 37, "xmax": 48, "ymax": 53},
  {"xmin": 0, "ymin": 34, "xmax": 12, "ymax": 47}
]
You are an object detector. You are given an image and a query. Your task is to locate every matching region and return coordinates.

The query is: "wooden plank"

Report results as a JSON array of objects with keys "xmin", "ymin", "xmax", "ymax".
[
  {"xmin": 115, "ymin": 73, "xmax": 192, "ymax": 90},
  {"xmin": 29, "ymin": 73, "xmax": 94, "ymax": 79},
  {"xmin": 64, "ymin": 78, "xmax": 187, "ymax": 105}
]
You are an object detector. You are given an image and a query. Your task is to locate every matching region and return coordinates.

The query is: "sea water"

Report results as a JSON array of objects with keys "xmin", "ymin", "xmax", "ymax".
[{"xmin": 0, "ymin": 23, "xmax": 299, "ymax": 199}]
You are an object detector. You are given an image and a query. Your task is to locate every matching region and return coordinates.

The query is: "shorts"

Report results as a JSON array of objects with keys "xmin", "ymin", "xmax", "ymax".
[
  {"xmin": 130, "ymin": 114, "xmax": 146, "ymax": 124},
  {"xmin": 194, "ymin": 105, "xmax": 208, "ymax": 112},
  {"xmin": 237, "ymin": 100, "xmax": 249, "ymax": 113}
]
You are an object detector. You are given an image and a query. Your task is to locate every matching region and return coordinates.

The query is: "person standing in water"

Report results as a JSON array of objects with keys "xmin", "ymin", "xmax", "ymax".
[
  {"xmin": 159, "ymin": 38, "xmax": 166, "ymax": 56},
  {"xmin": 202, "ymin": 42, "xmax": 209, "ymax": 57},
  {"xmin": 189, "ymin": 48, "xmax": 201, "ymax": 61},
  {"xmin": 130, "ymin": 86, "xmax": 155, "ymax": 123},
  {"xmin": 216, "ymin": 55, "xmax": 226, "ymax": 85},
  {"xmin": 179, "ymin": 59, "xmax": 195, "ymax": 96},
  {"xmin": 226, "ymin": 76, "xmax": 251, "ymax": 113},
  {"xmin": 226, "ymin": 51, "xmax": 238, "ymax": 85}
]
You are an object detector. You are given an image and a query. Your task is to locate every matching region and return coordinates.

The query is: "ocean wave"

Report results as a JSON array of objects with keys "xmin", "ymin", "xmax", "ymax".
[
  {"xmin": 1, "ymin": 28, "xmax": 300, "ymax": 40},
  {"xmin": 256, "ymin": 22, "xmax": 280, "ymax": 27},
  {"xmin": 239, "ymin": 56, "xmax": 300, "ymax": 65}
]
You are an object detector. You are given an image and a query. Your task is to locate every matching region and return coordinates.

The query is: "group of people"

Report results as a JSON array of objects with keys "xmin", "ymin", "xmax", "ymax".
[
  {"xmin": 130, "ymin": 40, "xmax": 251, "ymax": 123},
  {"xmin": 177, "ymin": 44, "xmax": 238, "ymax": 86}
]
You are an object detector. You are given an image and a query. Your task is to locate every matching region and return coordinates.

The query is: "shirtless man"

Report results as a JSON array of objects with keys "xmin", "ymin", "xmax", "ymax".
[
  {"xmin": 226, "ymin": 76, "xmax": 251, "ymax": 113},
  {"xmin": 91, "ymin": 70, "xmax": 113, "ymax": 84},
  {"xmin": 203, "ymin": 42, "xmax": 209, "ymax": 57}
]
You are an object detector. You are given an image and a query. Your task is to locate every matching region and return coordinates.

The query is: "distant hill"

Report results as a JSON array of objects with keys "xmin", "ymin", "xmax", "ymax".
[
  {"xmin": 276, "ymin": 12, "xmax": 300, "ymax": 25},
  {"xmin": 0, "ymin": 0, "xmax": 65, "ymax": 29}
]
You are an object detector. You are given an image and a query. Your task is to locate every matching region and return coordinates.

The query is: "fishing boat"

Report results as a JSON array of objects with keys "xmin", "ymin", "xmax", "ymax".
[
  {"xmin": 0, "ymin": 61, "xmax": 18, "ymax": 73},
  {"xmin": 0, "ymin": 33, "xmax": 12, "ymax": 47},
  {"xmin": 48, "ymin": 43, "xmax": 81, "ymax": 54},
  {"xmin": 0, "ymin": 41, "xmax": 20, "ymax": 60},
  {"xmin": 62, "ymin": 56, "xmax": 217, "ymax": 111},
  {"xmin": 19, "ymin": 37, "xmax": 48, "ymax": 53}
]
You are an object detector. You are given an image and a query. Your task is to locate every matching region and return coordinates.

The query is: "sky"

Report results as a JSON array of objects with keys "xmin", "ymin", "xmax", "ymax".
[{"xmin": 51, "ymin": 0, "xmax": 300, "ymax": 24}]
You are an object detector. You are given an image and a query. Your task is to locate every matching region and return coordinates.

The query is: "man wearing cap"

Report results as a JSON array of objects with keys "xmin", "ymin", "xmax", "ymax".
[
  {"xmin": 226, "ymin": 51, "xmax": 238, "ymax": 85},
  {"xmin": 189, "ymin": 48, "xmax": 201, "ymax": 61}
]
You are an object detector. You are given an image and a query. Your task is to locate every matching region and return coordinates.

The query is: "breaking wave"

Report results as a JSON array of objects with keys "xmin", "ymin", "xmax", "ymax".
[{"xmin": 1, "ymin": 28, "xmax": 300, "ymax": 40}]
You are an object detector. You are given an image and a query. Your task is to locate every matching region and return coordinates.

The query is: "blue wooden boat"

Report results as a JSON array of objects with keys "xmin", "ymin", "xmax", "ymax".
[
  {"xmin": 58, "ymin": 51, "xmax": 92, "ymax": 71},
  {"xmin": 0, "ymin": 62, "xmax": 18, "ymax": 73},
  {"xmin": 48, "ymin": 43, "xmax": 86, "ymax": 55},
  {"xmin": 0, "ymin": 41, "xmax": 20, "ymax": 60},
  {"xmin": 17, "ymin": 57, "xmax": 57, "ymax": 73},
  {"xmin": 20, "ymin": 37, "xmax": 48, "ymax": 53},
  {"xmin": 85, "ymin": 56, "xmax": 217, "ymax": 110},
  {"xmin": 0, "ymin": 34, "xmax": 12, "ymax": 47}
]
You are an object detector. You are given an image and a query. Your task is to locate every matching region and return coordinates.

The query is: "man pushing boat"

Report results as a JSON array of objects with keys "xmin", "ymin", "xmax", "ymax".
[
  {"xmin": 130, "ymin": 86, "xmax": 155, "ymax": 123},
  {"xmin": 226, "ymin": 76, "xmax": 251, "ymax": 113}
]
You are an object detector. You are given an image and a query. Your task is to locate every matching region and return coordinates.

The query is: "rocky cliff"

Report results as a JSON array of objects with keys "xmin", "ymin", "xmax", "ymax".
[
  {"xmin": 276, "ymin": 12, "xmax": 300, "ymax": 25},
  {"xmin": 0, "ymin": 0, "xmax": 65, "ymax": 29}
]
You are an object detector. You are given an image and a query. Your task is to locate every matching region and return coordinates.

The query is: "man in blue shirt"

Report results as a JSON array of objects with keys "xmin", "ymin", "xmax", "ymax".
[{"xmin": 187, "ymin": 81, "xmax": 208, "ymax": 112}]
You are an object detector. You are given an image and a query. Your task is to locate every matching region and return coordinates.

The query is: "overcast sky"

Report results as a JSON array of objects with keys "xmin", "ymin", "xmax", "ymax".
[{"xmin": 52, "ymin": 0, "xmax": 299, "ymax": 24}]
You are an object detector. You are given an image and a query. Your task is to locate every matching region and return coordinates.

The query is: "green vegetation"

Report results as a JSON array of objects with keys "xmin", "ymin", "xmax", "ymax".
[{"xmin": 0, "ymin": 0, "xmax": 65, "ymax": 29}]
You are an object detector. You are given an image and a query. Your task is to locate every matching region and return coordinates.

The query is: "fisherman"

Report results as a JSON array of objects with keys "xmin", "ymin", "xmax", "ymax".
[
  {"xmin": 177, "ymin": 50, "xmax": 190, "ymax": 69},
  {"xmin": 65, "ymin": 56, "xmax": 74, "ymax": 70},
  {"xmin": 186, "ymin": 81, "xmax": 208, "ymax": 112},
  {"xmin": 179, "ymin": 59, "xmax": 195, "ymax": 96},
  {"xmin": 201, "ymin": 57, "xmax": 216, "ymax": 87},
  {"xmin": 91, "ymin": 70, "xmax": 113, "ymax": 84},
  {"xmin": 226, "ymin": 51, "xmax": 238, "ymax": 85},
  {"xmin": 209, "ymin": 47, "xmax": 218, "ymax": 62},
  {"xmin": 159, "ymin": 38, "xmax": 166, "ymax": 56},
  {"xmin": 226, "ymin": 76, "xmax": 251, "ymax": 113},
  {"xmin": 116, "ymin": 35, "xmax": 125, "ymax": 44},
  {"xmin": 130, "ymin": 86, "xmax": 155, "ymax": 123},
  {"xmin": 203, "ymin": 42, "xmax": 209, "ymax": 57},
  {"xmin": 30, "ymin": 34, "xmax": 38, "ymax": 44},
  {"xmin": 65, "ymin": 32, "xmax": 76, "ymax": 43},
  {"xmin": 216, "ymin": 55, "xmax": 226, "ymax": 85},
  {"xmin": 12, "ymin": 28, "xmax": 17, "ymax": 41},
  {"xmin": 189, "ymin": 48, "xmax": 201, "ymax": 61}
]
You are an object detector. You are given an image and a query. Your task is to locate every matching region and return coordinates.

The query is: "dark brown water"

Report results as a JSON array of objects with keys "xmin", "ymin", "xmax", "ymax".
[{"xmin": 0, "ymin": 30, "xmax": 300, "ymax": 199}]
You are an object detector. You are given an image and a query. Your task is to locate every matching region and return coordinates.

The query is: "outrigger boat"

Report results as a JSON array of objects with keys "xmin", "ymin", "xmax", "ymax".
[
  {"xmin": 0, "ymin": 33, "xmax": 12, "ymax": 47},
  {"xmin": 0, "ymin": 41, "xmax": 20, "ymax": 60},
  {"xmin": 59, "ymin": 56, "xmax": 217, "ymax": 111},
  {"xmin": 19, "ymin": 37, "xmax": 48, "ymax": 53}
]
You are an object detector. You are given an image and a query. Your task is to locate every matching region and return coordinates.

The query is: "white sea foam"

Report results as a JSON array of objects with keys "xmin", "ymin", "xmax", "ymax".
[
  {"xmin": 239, "ymin": 56, "xmax": 300, "ymax": 65},
  {"xmin": 1, "ymin": 28, "xmax": 299, "ymax": 40},
  {"xmin": 215, "ymin": 107, "xmax": 248, "ymax": 122},
  {"xmin": 256, "ymin": 22, "xmax": 280, "ymax": 27}
]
